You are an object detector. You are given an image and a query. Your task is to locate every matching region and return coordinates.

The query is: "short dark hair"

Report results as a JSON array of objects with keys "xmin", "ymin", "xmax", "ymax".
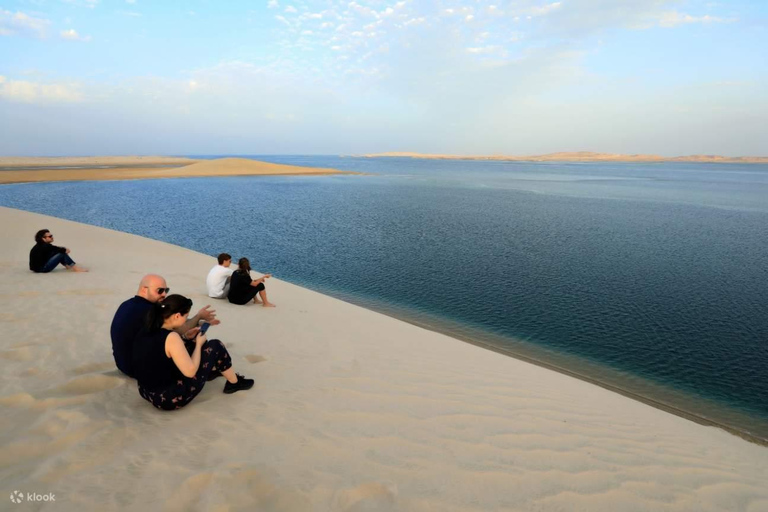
[
  {"xmin": 35, "ymin": 229, "xmax": 50, "ymax": 243},
  {"xmin": 218, "ymin": 253, "xmax": 232, "ymax": 265}
]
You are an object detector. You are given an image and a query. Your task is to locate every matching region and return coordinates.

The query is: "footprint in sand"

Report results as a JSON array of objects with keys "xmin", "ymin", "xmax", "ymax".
[
  {"xmin": 332, "ymin": 482, "xmax": 398, "ymax": 512},
  {"xmin": 0, "ymin": 346, "xmax": 35, "ymax": 361},
  {"xmin": 56, "ymin": 288, "xmax": 114, "ymax": 296},
  {"xmin": 245, "ymin": 355, "xmax": 267, "ymax": 364},
  {"xmin": 0, "ymin": 313, "xmax": 32, "ymax": 323},
  {"xmin": 54, "ymin": 374, "xmax": 125, "ymax": 396},
  {"xmin": 71, "ymin": 361, "xmax": 117, "ymax": 375}
]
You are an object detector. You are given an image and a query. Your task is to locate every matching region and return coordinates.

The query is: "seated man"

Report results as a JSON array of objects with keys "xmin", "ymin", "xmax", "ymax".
[
  {"xmin": 110, "ymin": 274, "xmax": 219, "ymax": 377},
  {"xmin": 29, "ymin": 229, "xmax": 87, "ymax": 273},
  {"xmin": 206, "ymin": 253, "xmax": 235, "ymax": 299}
]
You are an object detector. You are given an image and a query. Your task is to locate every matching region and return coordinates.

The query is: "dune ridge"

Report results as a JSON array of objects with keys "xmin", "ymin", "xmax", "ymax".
[{"xmin": 1, "ymin": 205, "xmax": 767, "ymax": 511}]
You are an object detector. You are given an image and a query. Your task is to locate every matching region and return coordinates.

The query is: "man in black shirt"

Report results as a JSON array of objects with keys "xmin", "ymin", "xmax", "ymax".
[
  {"xmin": 29, "ymin": 229, "xmax": 87, "ymax": 273},
  {"xmin": 110, "ymin": 274, "xmax": 219, "ymax": 377}
]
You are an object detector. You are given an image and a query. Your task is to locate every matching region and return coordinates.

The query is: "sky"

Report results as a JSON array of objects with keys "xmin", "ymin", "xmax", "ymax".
[{"xmin": 1, "ymin": 0, "xmax": 766, "ymax": 156}]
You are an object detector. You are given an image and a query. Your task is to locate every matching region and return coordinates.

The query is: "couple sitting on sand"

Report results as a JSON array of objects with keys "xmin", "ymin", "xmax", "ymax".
[
  {"xmin": 111, "ymin": 274, "xmax": 255, "ymax": 411},
  {"xmin": 206, "ymin": 252, "xmax": 276, "ymax": 307}
]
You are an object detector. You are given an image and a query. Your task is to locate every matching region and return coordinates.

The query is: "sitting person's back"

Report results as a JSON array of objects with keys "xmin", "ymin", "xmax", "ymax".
[
  {"xmin": 227, "ymin": 257, "xmax": 275, "ymax": 307},
  {"xmin": 206, "ymin": 253, "xmax": 234, "ymax": 299},
  {"xmin": 133, "ymin": 326, "xmax": 185, "ymax": 391}
]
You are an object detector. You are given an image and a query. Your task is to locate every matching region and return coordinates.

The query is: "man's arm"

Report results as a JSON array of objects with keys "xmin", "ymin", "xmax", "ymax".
[{"xmin": 181, "ymin": 305, "xmax": 219, "ymax": 333}]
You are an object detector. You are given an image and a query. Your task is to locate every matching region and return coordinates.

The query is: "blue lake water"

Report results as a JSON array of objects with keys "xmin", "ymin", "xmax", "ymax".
[{"xmin": 2, "ymin": 157, "xmax": 767, "ymax": 441}]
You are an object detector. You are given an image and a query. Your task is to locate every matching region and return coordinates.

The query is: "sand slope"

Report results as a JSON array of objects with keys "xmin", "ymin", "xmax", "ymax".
[{"xmin": 1, "ymin": 206, "xmax": 767, "ymax": 512}]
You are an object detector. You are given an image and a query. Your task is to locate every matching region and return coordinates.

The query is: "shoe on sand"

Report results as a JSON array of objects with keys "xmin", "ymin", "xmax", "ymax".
[{"xmin": 223, "ymin": 374, "xmax": 254, "ymax": 394}]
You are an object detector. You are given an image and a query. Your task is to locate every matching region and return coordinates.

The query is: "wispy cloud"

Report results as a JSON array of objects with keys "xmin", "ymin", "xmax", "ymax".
[
  {"xmin": 61, "ymin": 0, "xmax": 100, "ymax": 9},
  {"xmin": 0, "ymin": 10, "xmax": 50, "ymax": 38},
  {"xmin": 0, "ymin": 76, "xmax": 83, "ymax": 103},
  {"xmin": 658, "ymin": 11, "xmax": 735, "ymax": 28},
  {"xmin": 60, "ymin": 28, "xmax": 91, "ymax": 41}
]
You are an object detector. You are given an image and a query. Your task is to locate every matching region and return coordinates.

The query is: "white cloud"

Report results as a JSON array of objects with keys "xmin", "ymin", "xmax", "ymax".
[
  {"xmin": 465, "ymin": 15, "xmax": 474, "ymax": 22},
  {"xmin": 0, "ymin": 10, "xmax": 50, "ymax": 39},
  {"xmin": 61, "ymin": 28, "xmax": 92, "ymax": 41},
  {"xmin": 0, "ymin": 76, "xmax": 83, "ymax": 103},
  {"xmin": 275, "ymin": 15, "xmax": 289, "ymax": 24},
  {"xmin": 62, "ymin": 0, "xmax": 100, "ymax": 8},
  {"xmin": 530, "ymin": 2, "xmax": 562, "ymax": 16},
  {"xmin": 268, "ymin": 0, "xmax": 279, "ymax": 8},
  {"xmin": 126, "ymin": 0, "xmax": 136, "ymax": 4},
  {"xmin": 658, "ymin": 11, "xmax": 732, "ymax": 28},
  {"xmin": 285, "ymin": 6, "xmax": 297, "ymax": 14}
]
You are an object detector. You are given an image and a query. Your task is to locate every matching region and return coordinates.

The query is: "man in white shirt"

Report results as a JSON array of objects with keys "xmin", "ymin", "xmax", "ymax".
[{"xmin": 206, "ymin": 253, "xmax": 235, "ymax": 299}]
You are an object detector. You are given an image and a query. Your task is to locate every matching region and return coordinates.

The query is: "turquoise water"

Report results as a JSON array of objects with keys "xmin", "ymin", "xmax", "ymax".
[{"xmin": 2, "ymin": 157, "xmax": 767, "ymax": 441}]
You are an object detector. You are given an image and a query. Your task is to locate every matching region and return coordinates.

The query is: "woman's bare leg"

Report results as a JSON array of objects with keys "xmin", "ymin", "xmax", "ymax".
[{"xmin": 258, "ymin": 289, "xmax": 275, "ymax": 307}]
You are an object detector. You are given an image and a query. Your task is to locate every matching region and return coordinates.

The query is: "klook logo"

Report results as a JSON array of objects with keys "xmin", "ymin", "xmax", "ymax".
[{"xmin": 9, "ymin": 491, "xmax": 56, "ymax": 504}]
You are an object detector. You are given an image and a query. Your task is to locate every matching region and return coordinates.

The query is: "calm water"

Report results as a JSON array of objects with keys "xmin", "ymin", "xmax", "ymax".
[{"xmin": 2, "ymin": 157, "xmax": 767, "ymax": 441}]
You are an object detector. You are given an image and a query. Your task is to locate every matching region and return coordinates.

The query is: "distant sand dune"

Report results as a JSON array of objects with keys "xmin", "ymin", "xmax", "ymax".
[
  {"xmin": 363, "ymin": 151, "xmax": 768, "ymax": 163},
  {"xmin": 0, "ymin": 156, "xmax": 352, "ymax": 184}
]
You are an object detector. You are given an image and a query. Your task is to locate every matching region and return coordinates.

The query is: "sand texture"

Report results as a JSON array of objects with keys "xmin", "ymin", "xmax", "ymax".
[
  {"xmin": 0, "ymin": 157, "xmax": 349, "ymax": 184},
  {"xmin": 362, "ymin": 151, "xmax": 768, "ymax": 163},
  {"xmin": 1, "ymin": 205, "xmax": 767, "ymax": 511}
]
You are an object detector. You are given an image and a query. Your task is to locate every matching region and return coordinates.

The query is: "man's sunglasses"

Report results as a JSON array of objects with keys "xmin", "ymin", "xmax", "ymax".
[{"xmin": 156, "ymin": 287, "xmax": 170, "ymax": 294}]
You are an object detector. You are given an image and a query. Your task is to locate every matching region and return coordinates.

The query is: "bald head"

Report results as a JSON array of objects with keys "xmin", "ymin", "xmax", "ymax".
[{"xmin": 137, "ymin": 274, "xmax": 168, "ymax": 303}]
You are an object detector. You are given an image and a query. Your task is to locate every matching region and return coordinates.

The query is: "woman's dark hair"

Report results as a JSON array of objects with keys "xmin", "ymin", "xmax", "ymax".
[
  {"xmin": 35, "ymin": 229, "xmax": 50, "ymax": 243},
  {"xmin": 145, "ymin": 294, "xmax": 193, "ymax": 331},
  {"xmin": 237, "ymin": 257, "xmax": 251, "ymax": 274}
]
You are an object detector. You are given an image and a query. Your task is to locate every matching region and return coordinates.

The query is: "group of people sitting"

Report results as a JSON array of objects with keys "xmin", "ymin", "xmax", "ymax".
[
  {"xmin": 205, "ymin": 253, "xmax": 276, "ymax": 307},
  {"xmin": 29, "ymin": 229, "xmax": 267, "ymax": 411}
]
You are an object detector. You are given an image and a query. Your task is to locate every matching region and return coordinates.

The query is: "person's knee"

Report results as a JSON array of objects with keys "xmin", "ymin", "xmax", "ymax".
[{"xmin": 205, "ymin": 338, "xmax": 225, "ymax": 351}]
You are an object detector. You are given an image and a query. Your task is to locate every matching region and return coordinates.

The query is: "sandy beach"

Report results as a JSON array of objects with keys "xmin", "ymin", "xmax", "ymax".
[
  {"xmin": 0, "ymin": 157, "xmax": 350, "ymax": 185},
  {"xmin": 2, "ymin": 205, "xmax": 767, "ymax": 512}
]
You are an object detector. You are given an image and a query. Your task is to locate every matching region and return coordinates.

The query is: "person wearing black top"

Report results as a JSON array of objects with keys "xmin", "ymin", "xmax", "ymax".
[
  {"xmin": 29, "ymin": 229, "xmax": 87, "ymax": 273},
  {"xmin": 133, "ymin": 294, "xmax": 254, "ymax": 410},
  {"xmin": 228, "ymin": 257, "xmax": 276, "ymax": 307},
  {"xmin": 111, "ymin": 274, "xmax": 219, "ymax": 377}
]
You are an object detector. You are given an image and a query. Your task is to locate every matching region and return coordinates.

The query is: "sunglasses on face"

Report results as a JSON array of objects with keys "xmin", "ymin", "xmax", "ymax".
[
  {"xmin": 43, "ymin": 234, "xmax": 53, "ymax": 238},
  {"xmin": 156, "ymin": 287, "xmax": 170, "ymax": 294}
]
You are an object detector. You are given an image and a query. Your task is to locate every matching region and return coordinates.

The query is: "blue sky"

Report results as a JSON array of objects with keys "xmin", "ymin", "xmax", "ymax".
[{"xmin": 1, "ymin": 0, "xmax": 766, "ymax": 156}]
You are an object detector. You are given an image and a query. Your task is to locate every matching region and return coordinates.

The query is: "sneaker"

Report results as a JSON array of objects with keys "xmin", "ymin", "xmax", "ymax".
[{"xmin": 223, "ymin": 374, "xmax": 254, "ymax": 394}]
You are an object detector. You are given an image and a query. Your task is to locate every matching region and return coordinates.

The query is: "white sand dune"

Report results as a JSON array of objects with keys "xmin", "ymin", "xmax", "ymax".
[{"xmin": 1, "ymin": 205, "xmax": 767, "ymax": 512}]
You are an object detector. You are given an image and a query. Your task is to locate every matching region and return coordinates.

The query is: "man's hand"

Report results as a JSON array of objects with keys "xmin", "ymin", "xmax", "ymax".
[
  {"xmin": 196, "ymin": 305, "xmax": 221, "ymax": 325},
  {"xmin": 184, "ymin": 327, "xmax": 201, "ymax": 340},
  {"xmin": 65, "ymin": 248, "xmax": 71, "ymax": 254}
]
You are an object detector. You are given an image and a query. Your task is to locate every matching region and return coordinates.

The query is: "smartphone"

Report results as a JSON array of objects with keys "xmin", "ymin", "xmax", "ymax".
[{"xmin": 199, "ymin": 322, "xmax": 211, "ymax": 335}]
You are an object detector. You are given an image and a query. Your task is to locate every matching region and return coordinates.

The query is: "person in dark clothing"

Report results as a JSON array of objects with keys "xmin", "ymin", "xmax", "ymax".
[
  {"xmin": 29, "ymin": 229, "xmax": 87, "ymax": 273},
  {"xmin": 111, "ymin": 274, "xmax": 219, "ymax": 377},
  {"xmin": 133, "ymin": 294, "xmax": 254, "ymax": 410},
  {"xmin": 228, "ymin": 257, "xmax": 275, "ymax": 307}
]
